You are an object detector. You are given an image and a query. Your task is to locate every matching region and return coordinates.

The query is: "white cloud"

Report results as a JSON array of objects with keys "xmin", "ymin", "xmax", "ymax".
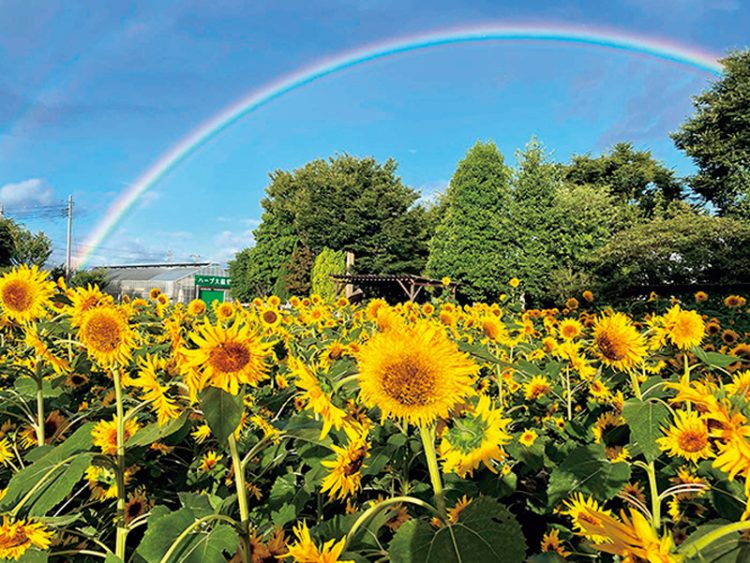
[
  {"xmin": 0, "ymin": 178, "xmax": 54, "ymax": 209},
  {"xmin": 211, "ymin": 228, "xmax": 255, "ymax": 263},
  {"xmin": 417, "ymin": 179, "xmax": 448, "ymax": 206}
]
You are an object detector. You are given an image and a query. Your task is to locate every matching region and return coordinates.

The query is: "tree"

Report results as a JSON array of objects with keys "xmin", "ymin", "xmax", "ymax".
[
  {"xmin": 426, "ymin": 141, "xmax": 514, "ymax": 302},
  {"xmin": 70, "ymin": 268, "xmax": 109, "ymax": 290},
  {"xmin": 0, "ymin": 217, "xmax": 53, "ymax": 268},
  {"xmin": 672, "ymin": 50, "xmax": 750, "ymax": 215},
  {"xmin": 545, "ymin": 184, "xmax": 640, "ymax": 301},
  {"xmin": 565, "ymin": 142, "xmax": 683, "ymax": 214},
  {"xmin": 234, "ymin": 155, "xmax": 430, "ymax": 299},
  {"xmin": 311, "ymin": 248, "xmax": 346, "ymax": 301},
  {"xmin": 509, "ymin": 138, "xmax": 561, "ymax": 303},
  {"xmin": 591, "ymin": 208, "xmax": 750, "ymax": 298}
]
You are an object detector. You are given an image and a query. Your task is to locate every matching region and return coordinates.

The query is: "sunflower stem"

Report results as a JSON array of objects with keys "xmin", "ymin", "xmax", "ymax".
[
  {"xmin": 419, "ymin": 425, "xmax": 447, "ymax": 519},
  {"xmin": 35, "ymin": 375, "xmax": 45, "ymax": 447},
  {"xmin": 344, "ymin": 495, "xmax": 441, "ymax": 551},
  {"xmin": 678, "ymin": 519, "xmax": 750, "ymax": 558},
  {"xmin": 645, "ymin": 461, "xmax": 661, "ymax": 529},
  {"xmin": 228, "ymin": 433, "xmax": 250, "ymax": 563},
  {"xmin": 113, "ymin": 366, "xmax": 128, "ymax": 560},
  {"xmin": 565, "ymin": 365, "xmax": 572, "ymax": 421},
  {"xmin": 683, "ymin": 353, "xmax": 692, "ymax": 413},
  {"xmin": 630, "ymin": 369, "xmax": 643, "ymax": 400}
]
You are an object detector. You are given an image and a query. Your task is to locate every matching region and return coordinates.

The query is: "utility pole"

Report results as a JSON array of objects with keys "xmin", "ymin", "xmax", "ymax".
[{"xmin": 65, "ymin": 195, "xmax": 73, "ymax": 279}]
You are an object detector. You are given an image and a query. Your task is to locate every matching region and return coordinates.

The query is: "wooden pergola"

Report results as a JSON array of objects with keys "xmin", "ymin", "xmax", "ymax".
[{"xmin": 332, "ymin": 273, "xmax": 458, "ymax": 302}]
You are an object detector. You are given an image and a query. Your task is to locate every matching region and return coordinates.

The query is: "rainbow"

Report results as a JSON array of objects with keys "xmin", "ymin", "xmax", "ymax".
[{"xmin": 75, "ymin": 23, "xmax": 723, "ymax": 268}]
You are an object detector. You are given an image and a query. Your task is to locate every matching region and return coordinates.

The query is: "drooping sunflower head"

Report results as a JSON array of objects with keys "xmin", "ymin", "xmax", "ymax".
[
  {"xmin": 562, "ymin": 493, "xmax": 612, "ymax": 544},
  {"xmin": 0, "ymin": 265, "xmax": 55, "ymax": 324},
  {"xmin": 91, "ymin": 416, "xmax": 140, "ymax": 456},
  {"xmin": 357, "ymin": 320, "xmax": 478, "ymax": 427},
  {"xmin": 78, "ymin": 305, "xmax": 135, "ymax": 366},
  {"xmin": 592, "ymin": 313, "xmax": 647, "ymax": 372},
  {"xmin": 440, "ymin": 394, "xmax": 511, "ymax": 477},
  {"xmin": 0, "ymin": 516, "xmax": 53, "ymax": 561}
]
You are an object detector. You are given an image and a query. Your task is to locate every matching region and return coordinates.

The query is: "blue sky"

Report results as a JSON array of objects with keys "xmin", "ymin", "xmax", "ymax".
[{"xmin": 0, "ymin": 0, "xmax": 748, "ymax": 267}]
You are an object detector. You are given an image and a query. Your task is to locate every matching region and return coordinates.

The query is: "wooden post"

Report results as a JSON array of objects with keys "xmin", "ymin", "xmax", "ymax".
[{"xmin": 345, "ymin": 252, "xmax": 355, "ymax": 298}]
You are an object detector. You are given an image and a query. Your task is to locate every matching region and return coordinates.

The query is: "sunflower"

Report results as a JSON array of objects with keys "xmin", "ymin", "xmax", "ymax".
[
  {"xmin": 695, "ymin": 291, "xmax": 708, "ymax": 303},
  {"xmin": 0, "ymin": 265, "xmax": 54, "ymax": 323},
  {"xmin": 0, "ymin": 516, "xmax": 53, "ymax": 560},
  {"xmin": 191, "ymin": 423, "xmax": 211, "ymax": 443},
  {"xmin": 558, "ymin": 318, "xmax": 583, "ymax": 341},
  {"xmin": 215, "ymin": 302, "xmax": 235, "ymax": 321},
  {"xmin": 67, "ymin": 284, "xmax": 112, "ymax": 327},
  {"xmin": 440, "ymin": 394, "xmax": 511, "ymax": 477},
  {"xmin": 726, "ymin": 371, "xmax": 750, "ymax": 398},
  {"xmin": 199, "ymin": 451, "xmax": 223, "ymax": 472},
  {"xmin": 562, "ymin": 493, "xmax": 612, "ymax": 544},
  {"xmin": 183, "ymin": 319, "xmax": 273, "ymax": 396},
  {"xmin": 321, "ymin": 426, "xmax": 370, "ymax": 501},
  {"xmin": 129, "ymin": 355, "xmax": 181, "ymax": 426},
  {"xmin": 523, "ymin": 375, "xmax": 552, "ymax": 401},
  {"xmin": 357, "ymin": 320, "xmax": 478, "ymax": 427},
  {"xmin": 148, "ymin": 287, "xmax": 161, "ymax": 300},
  {"xmin": 662, "ymin": 305, "xmax": 705, "ymax": 350},
  {"xmin": 481, "ymin": 317, "xmax": 509, "ymax": 343},
  {"xmin": 657, "ymin": 410, "xmax": 713, "ymax": 463},
  {"xmin": 722, "ymin": 329, "xmax": 739, "ymax": 345},
  {"xmin": 285, "ymin": 521, "xmax": 352, "ymax": 563},
  {"xmin": 124, "ymin": 488, "xmax": 153, "ymax": 524},
  {"xmin": 592, "ymin": 412, "xmax": 624, "ymax": 444},
  {"xmin": 582, "ymin": 290, "xmax": 594, "ymax": 303},
  {"xmin": 259, "ymin": 307, "xmax": 282, "ymax": 329},
  {"xmin": 91, "ymin": 416, "xmax": 140, "ymax": 456},
  {"xmin": 509, "ymin": 277, "xmax": 520, "ymax": 288},
  {"xmin": 78, "ymin": 305, "xmax": 135, "ymax": 366},
  {"xmin": 540, "ymin": 529, "xmax": 571, "ymax": 558},
  {"xmin": 724, "ymin": 295, "xmax": 746, "ymax": 308},
  {"xmin": 187, "ymin": 299, "xmax": 206, "ymax": 316},
  {"xmin": 519, "ymin": 429, "xmax": 538, "ymax": 447},
  {"xmin": 24, "ymin": 325, "xmax": 69, "ymax": 374},
  {"xmin": 288, "ymin": 357, "xmax": 348, "ymax": 439},
  {"xmin": 0, "ymin": 437, "xmax": 13, "ymax": 466},
  {"xmin": 571, "ymin": 505, "xmax": 675, "ymax": 562},
  {"xmin": 592, "ymin": 313, "xmax": 647, "ymax": 372}
]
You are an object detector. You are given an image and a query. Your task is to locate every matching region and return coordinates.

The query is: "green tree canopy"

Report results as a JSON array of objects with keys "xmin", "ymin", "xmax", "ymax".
[
  {"xmin": 591, "ymin": 207, "xmax": 750, "ymax": 298},
  {"xmin": 508, "ymin": 137, "xmax": 561, "ymax": 303},
  {"xmin": 426, "ymin": 141, "xmax": 514, "ymax": 302},
  {"xmin": 0, "ymin": 217, "xmax": 53, "ymax": 268},
  {"xmin": 70, "ymin": 268, "xmax": 109, "ymax": 290},
  {"xmin": 565, "ymin": 142, "xmax": 683, "ymax": 214},
  {"xmin": 231, "ymin": 154, "xmax": 431, "ymax": 300},
  {"xmin": 311, "ymin": 248, "xmax": 346, "ymax": 301},
  {"xmin": 672, "ymin": 50, "xmax": 750, "ymax": 215}
]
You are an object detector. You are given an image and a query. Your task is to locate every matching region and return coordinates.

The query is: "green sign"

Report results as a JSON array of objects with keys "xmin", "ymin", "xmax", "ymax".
[{"xmin": 195, "ymin": 275, "xmax": 231, "ymax": 289}]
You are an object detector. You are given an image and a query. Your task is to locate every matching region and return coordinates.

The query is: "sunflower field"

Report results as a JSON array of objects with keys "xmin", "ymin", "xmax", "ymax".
[{"xmin": 2, "ymin": 266, "xmax": 750, "ymax": 562}]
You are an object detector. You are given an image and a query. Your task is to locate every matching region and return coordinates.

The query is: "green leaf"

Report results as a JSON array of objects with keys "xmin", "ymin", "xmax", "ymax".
[
  {"xmin": 622, "ymin": 398, "xmax": 670, "ymax": 462},
  {"xmin": 0, "ymin": 423, "xmax": 94, "ymax": 513},
  {"xmin": 178, "ymin": 493, "xmax": 217, "ymax": 518},
  {"xmin": 173, "ymin": 524, "xmax": 238, "ymax": 563},
  {"xmin": 547, "ymin": 444, "xmax": 631, "ymax": 506},
  {"xmin": 268, "ymin": 473, "xmax": 311, "ymax": 527},
  {"xmin": 29, "ymin": 452, "xmax": 93, "ymax": 516},
  {"xmin": 14, "ymin": 376, "xmax": 64, "ymax": 398},
  {"xmin": 388, "ymin": 498, "xmax": 526, "ymax": 563},
  {"xmin": 693, "ymin": 347, "xmax": 737, "ymax": 369},
  {"xmin": 128, "ymin": 412, "xmax": 189, "ymax": 448},
  {"xmin": 134, "ymin": 506, "xmax": 195, "ymax": 562},
  {"xmin": 199, "ymin": 387, "xmax": 244, "ymax": 444}
]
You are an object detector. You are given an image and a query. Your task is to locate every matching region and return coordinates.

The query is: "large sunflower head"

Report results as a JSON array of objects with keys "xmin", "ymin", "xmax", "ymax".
[
  {"xmin": 592, "ymin": 313, "xmax": 647, "ymax": 372},
  {"xmin": 67, "ymin": 284, "xmax": 112, "ymax": 327},
  {"xmin": 357, "ymin": 320, "xmax": 478, "ymax": 427},
  {"xmin": 0, "ymin": 265, "xmax": 55, "ymax": 324},
  {"xmin": 183, "ymin": 319, "xmax": 274, "ymax": 395},
  {"xmin": 77, "ymin": 305, "xmax": 135, "ymax": 366},
  {"xmin": 662, "ymin": 305, "xmax": 705, "ymax": 350}
]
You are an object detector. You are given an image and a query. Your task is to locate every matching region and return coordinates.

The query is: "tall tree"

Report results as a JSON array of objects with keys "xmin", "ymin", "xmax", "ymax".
[
  {"xmin": 565, "ymin": 142, "xmax": 682, "ymax": 214},
  {"xmin": 426, "ymin": 141, "xmax": 513, "ymax": 302},
  {"xmin": 672, "ymin": 50, "xmax": 750, "ymax": 215},
  {"xmin": 311, "ymin": 248, "xmax": 346, "ymax": 301},
  {"xmin": 510, "ymin": 137, "xmax": 560, "ymax": 303},
  {"xmin": 0, "ymin": 217, "xmax": 53, "ymax": 268},
  {"xmin": 233, "ymin": 155, "xmax": 430, "ymax": 299}
]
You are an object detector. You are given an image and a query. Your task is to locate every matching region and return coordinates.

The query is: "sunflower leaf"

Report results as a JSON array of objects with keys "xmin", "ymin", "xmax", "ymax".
[
  {"xmin": 388, "ymin": 497, "xmax": 526, "ymax": 563},
  {"xmin": 199, "ymin": 387, "xmax": 244, "ymax": 444},
  {"xmin": 622, "ymin": 398, "xmax": 670, "ymax": 462}
]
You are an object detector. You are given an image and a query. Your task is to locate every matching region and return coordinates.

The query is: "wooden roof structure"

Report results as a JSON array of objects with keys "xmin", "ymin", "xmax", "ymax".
[{"xmin": 331, "ymin": 273, "xmax": 457, "ymax": 302}]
